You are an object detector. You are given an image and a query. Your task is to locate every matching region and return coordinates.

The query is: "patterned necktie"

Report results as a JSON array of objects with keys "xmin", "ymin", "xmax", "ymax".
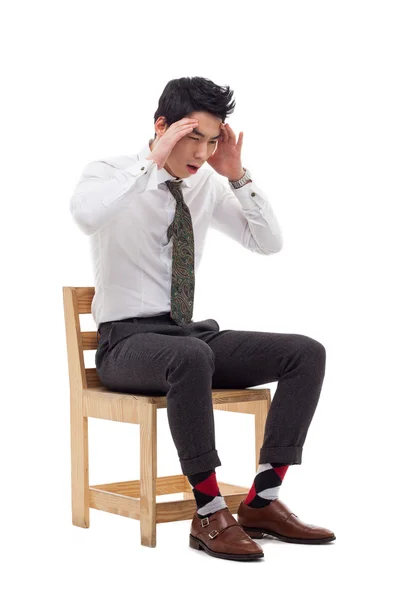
[{"xmin": 164, "ymin": 178, "xmax": 195, "ymax": 325}]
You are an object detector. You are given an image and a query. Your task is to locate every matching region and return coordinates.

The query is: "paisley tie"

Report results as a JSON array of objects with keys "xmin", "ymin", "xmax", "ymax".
[{"xmin": 164, "ymin": 178, "xmax": 195, "ymax": 325}]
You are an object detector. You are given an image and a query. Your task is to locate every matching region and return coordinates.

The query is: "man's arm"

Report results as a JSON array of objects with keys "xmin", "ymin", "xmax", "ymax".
[
  {"xmin": 69, "ymin": 157, "xmax": 157, "ymax": 235},
  {"xmin": 209, "ymin": 175, "xmax": 284, "ymax": 255}
]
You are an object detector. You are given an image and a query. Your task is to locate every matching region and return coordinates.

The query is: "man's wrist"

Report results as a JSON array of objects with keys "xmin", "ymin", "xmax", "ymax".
[
  {"xmin": 145, "ymin": 151, "xmax": 163, "ymax": 170},
  {"xmin": 228, "ymin": 169, "xmax": 246, "ymax": 182},
  {"xmin": 228, "ymin": 167, "xmax": 253, "ymax": 189}
]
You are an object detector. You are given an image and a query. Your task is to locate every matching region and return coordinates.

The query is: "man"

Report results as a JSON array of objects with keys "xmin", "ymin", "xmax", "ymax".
[{"xmin": 70, "ymin": 76, "xmax": 335, "ymax": 561}]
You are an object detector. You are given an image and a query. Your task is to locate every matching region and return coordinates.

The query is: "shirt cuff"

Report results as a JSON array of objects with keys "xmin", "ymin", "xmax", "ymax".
[
  {"xmin": 125, "ymin": 158, "xmax": 156, "ymax": 177},
  {"xmin": 125, "ymin": 159, "xmax": 159, "ymax": 191},
  {"xmin": 232, "ymin": 180, "xmax": 264, "ymax": 209}
]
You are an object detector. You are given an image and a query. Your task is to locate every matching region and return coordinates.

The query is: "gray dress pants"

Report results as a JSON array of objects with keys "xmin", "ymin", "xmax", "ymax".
[{"xmin": 95, "ymin": 314, "xmax": 326, "ymax": 476}]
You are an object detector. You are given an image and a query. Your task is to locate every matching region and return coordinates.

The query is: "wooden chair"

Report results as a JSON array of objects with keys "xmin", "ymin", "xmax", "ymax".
[{"xmin": 63, "ymin": 286, "xmax": 271, "ymax": 547}]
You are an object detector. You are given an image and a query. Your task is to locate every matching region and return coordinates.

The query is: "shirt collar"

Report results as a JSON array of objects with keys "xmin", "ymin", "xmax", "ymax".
[{"xmin": 138, "ymin": 140, "xmax": 194, "ymax": 190}]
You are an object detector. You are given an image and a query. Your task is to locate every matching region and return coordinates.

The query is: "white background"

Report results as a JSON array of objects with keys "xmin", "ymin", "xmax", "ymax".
[{"xmin": 2, "ymin": 0, "xmax": 399, "ymax": 597}]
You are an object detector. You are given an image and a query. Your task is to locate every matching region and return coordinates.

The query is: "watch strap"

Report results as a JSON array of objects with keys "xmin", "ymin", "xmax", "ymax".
[{"xmin": 228, "ymin": 167, "xmax": 252, "ymax": 189}]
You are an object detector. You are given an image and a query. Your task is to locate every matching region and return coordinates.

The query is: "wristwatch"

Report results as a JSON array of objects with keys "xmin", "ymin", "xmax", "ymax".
[{"xmin": 228, "ymin": 167, "xmax": 252, "ymax": 189}]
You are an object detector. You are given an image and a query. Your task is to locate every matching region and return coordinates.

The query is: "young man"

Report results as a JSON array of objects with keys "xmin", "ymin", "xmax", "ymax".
[{"xmin": 70, "ymin": 76, "xmax": 335, "ymax": 561}]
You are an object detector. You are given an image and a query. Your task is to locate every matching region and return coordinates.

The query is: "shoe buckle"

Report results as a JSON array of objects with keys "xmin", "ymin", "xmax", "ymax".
[
  {"xmin": 200, "ymin": 517, "xmax": 209, "ymax": 527},
  {"xmin": 208, "ymin": 529, "xmax": 219, "ymax": 539}
]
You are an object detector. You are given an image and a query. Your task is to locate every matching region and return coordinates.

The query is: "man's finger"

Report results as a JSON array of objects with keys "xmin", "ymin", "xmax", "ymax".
[{"xmin": 226, "ymin": 124, "xmax": 236, "ymax": 144}]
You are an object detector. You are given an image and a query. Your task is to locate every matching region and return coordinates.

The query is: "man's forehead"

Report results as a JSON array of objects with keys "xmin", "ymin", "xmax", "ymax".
[
  {"xmin": 191, "ymin": 126, "xmax": 223, "ymax": 140},
  {"xmin": 188, "ymin": 112, "xmax": 223, "ymax": 139}
]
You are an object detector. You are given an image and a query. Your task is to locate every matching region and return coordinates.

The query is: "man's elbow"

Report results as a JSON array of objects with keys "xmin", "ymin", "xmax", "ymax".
[
  {"xmin": 262, "ymin": 235, "xmax": 284, "ymax": 255},
  {"xmin": 272, "ymin": 237, "xmax": 284, "ymax": 253},
  {"xmin": 69, "ymin": 197, "xmax": 96, "ymax": 236}
]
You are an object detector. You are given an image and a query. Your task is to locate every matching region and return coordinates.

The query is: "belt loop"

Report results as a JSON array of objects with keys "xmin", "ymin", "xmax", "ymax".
[{"xmin": 97, "ymin": 329, "xmax": 100, "ymax": 343}]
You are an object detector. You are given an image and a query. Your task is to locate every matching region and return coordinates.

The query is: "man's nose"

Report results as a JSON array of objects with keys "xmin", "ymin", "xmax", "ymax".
[{"xmin": 194, "ymin": 143, "xmax": 210, "ymax": 160}]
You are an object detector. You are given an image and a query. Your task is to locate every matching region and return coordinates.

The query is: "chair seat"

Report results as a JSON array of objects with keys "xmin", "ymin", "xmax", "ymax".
[
  {"xmin": 85, "ymin": 385, "xmax": 268, "ymax": 407},
  {"xmin": 83, "ymin": 386, "xmax": 269, "ymax": 424}
]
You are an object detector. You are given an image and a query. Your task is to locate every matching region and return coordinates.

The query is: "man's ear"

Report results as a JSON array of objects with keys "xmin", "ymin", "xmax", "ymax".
[{"xmin": 156, "ymin": 116, "xmax": 168, "ymax": 137}]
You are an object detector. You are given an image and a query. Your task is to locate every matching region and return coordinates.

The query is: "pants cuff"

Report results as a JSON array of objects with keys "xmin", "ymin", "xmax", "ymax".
[
  {"xmin": 259, "ymin": 445, "xmax": 303, "ymax": 465},
  {"xmin": 180, "ymin": 449, "xmax": 221, "ymax": 476}
]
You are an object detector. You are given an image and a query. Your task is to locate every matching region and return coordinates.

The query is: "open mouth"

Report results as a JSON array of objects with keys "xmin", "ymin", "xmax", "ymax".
[{"xmin": 187, "ymin": 164, "xmax": 199, "ymax": 174}]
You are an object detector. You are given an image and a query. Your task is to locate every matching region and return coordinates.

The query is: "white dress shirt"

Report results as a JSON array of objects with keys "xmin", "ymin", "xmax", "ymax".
[{"xmin": 69, "ymin": 139, "xmax": 284, "ymax": 328}]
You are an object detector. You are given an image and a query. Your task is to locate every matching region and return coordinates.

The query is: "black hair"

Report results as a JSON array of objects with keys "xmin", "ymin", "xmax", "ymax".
[{"xmin": 151, "ymin": 76, "xmax": 236, "ymax": 141}]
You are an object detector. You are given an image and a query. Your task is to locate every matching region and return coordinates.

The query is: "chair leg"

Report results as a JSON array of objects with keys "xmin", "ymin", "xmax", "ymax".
[
  {"xmin": 139, "ymin": 403, "xmax": 157, "ymax": 547},
  {"xmin": 253, "ymin": 398, "xmax": 270, "ymax": 471},
  {"xmin": 70, "ymin": 392, "xmax": 90, "ymax": 528},
  {"xmin": 183, "ymin": 477, "xmax": 193, "ymax": 500}
]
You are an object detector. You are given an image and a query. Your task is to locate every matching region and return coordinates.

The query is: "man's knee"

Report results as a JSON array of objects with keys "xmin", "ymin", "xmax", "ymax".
[
  {"xmin": 177, "ymin": 337, "xmax": 215, "ymax": 368},
  {"xmin": 299, "ymin": 335, "xmax": 326, "ymax": 371}
]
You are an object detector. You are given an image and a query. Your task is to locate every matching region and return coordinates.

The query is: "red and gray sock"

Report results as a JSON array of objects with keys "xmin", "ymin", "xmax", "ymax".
[
  {"xmin": 188, "ymin": 469, "xmax": 227, "ymax": 517},
  {"xmin": 243, "ymin": 462, "xmax": 289, "ymax": 508}
]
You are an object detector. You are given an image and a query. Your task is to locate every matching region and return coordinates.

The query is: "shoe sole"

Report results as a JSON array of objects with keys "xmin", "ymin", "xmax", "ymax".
[
  {"xmin": 189, "ymin": 534, "xmax": 264, "ymax": 561},
  {"xmin": 242, "ymin": 526, "xmax": 336, "ymax": 545}
]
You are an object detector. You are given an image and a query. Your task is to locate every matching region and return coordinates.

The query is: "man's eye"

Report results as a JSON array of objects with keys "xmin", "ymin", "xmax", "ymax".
[{"xmin": 189, "ymin": 137, "xmax": 217, "ymax": 144}]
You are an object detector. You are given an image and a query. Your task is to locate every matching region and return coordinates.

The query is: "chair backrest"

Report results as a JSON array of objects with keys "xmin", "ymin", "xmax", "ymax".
[{"xmin": 63, "ymin": 286, "xmax": 101, "ymax": 391}]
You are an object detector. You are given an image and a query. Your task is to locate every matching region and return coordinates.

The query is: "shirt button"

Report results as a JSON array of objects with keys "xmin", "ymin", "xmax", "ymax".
[
  {"xmin": 251, "ymin": 192, "xmax": 256, "ymax": 197},
  {"xmin": 141, "ymin": 167, "xmax": 145, "ymax": 170}
]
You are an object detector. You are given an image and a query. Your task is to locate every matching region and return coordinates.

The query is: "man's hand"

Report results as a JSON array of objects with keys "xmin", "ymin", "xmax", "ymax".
[
  {"xmin": 145, "ymin": 117, "xmax": 199, "ymax": 170},
  {"xmin": 206, "ymin": 122, "xmax": 245, "ymax": 180}
]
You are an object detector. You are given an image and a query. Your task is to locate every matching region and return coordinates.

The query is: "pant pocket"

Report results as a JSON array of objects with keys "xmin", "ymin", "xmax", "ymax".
[{"xmin": 107, "ymin": 322, "xmax": 138, "ymax": 352}]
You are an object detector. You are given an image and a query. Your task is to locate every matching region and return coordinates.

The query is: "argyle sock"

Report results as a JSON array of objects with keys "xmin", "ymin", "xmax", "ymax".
[
  {"xmin": 187, "ymin": 469, "xmax": 228, "ymax": 517},
  {"xmin": 243, "ymin": 462, "xmax": 289, "ymax": 508}
]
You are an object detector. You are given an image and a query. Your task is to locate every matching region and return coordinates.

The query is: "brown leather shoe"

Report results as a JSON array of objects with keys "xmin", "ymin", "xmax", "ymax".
[
  {"xmin": 190, "ymin": 507, "xmax": 264, "ymax": 561},
  {"xmin": 237, "ymin": 499, "xmax": 336, "ymax": 544}
]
